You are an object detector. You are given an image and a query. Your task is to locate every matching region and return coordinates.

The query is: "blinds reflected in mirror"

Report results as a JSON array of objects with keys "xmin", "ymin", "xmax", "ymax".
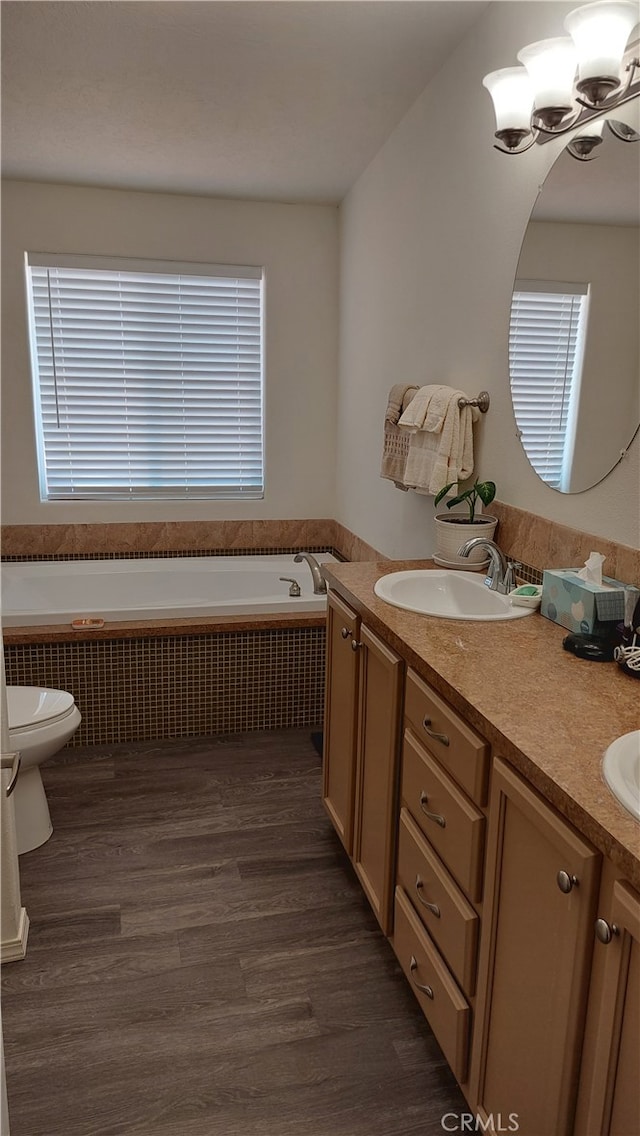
[{"xmin": 509, "ymin": 280, "xmax": 590, "ymax": 491}]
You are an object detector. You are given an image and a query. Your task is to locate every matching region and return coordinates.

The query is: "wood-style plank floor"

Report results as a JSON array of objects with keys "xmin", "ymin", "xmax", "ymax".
[{"xmin": 2, "ymin": 728, "xmax": 467, "ymax": 1136}]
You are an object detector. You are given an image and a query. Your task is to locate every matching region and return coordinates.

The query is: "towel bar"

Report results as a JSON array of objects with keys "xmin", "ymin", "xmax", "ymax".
[{"xmin": 458, "ymin": 391, "xmax": 490, "ymax": 413}]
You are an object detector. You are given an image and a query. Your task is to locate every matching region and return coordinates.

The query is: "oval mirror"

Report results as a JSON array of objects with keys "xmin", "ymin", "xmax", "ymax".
[{"xmin": 509, "ymin": 120, "xmax": 639, "ymax": 493}]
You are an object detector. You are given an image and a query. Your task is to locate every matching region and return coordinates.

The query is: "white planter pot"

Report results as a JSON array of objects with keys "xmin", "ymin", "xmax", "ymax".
[{"xmin": 434, "ymin": 514, "xmax": 498, "ymax": 567}]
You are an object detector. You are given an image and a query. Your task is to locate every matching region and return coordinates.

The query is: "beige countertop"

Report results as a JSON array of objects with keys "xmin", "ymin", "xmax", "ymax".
[{"xmin": 324, "ymin": 559, "xmax": 640, "ymax": 890}]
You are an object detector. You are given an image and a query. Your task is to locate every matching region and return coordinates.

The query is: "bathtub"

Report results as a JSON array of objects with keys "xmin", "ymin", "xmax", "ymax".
[{"xmin": 1, "ymin": 554, "xmax": 338, "ymax": 627}]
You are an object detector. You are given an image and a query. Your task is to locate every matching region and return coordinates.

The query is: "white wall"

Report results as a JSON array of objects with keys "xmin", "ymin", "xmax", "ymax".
[
  {"xmin": 1, "ymin": 182, "xmax": 338, "ymax": 524},
  {"xmin": 336, "ymin": 1, "xmax": 640, "ymax": 557}
]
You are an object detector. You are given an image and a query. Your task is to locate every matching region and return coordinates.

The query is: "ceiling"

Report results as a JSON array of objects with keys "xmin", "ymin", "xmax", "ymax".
[{"xmin": 1, "ymin": 0, "xmax": 487, "ymax": 205}]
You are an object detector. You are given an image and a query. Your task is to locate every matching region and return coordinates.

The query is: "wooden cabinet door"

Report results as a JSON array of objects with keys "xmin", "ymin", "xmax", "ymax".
[
  {"xmin": 352, "ymin": 624, "xmax": 403, "ymax": 934},
  {"xmin": 322, "ymin": 592, "xmax": 360, "ymax": 854},
  {"xmin": 470, "ymin": 758, "xmax": 601, "ymax": 1136},
  {"xmin": 575, "ymin": 874, "xmax": 640, "ymax": 1136}
]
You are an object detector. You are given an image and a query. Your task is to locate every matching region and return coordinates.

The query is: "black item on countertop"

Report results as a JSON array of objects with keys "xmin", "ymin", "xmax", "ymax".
[
  {"xmin": 562, "ymin": 633, "xmax": 617, "ymax": 662},
  {"xmin": 614, "ymin": 586, "xmax": 640, "ymax": 679}
]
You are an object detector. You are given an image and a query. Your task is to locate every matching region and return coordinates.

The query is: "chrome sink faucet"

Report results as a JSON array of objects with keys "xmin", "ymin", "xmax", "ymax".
[
  {"xmin": 457, "ymin": 538, "xmax": 519, "ymax": 594},
  {"xmin": 294, "ymin": 551, "xmax": 327, "ymax": 595}
]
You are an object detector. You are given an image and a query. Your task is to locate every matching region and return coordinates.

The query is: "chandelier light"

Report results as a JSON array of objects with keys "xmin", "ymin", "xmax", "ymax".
[{"xmin": 483, "ymin": 0, "xmax": 640, "ymax": 159}]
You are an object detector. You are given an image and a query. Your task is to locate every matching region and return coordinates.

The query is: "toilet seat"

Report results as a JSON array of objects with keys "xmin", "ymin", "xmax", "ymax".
[{"xmin": 7, "ymin": 686, "xmax": 77, "ymax": 734}]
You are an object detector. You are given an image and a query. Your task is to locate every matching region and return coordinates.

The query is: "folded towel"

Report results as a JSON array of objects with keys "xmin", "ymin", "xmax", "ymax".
[
  {"xmin": 380, "ymin": 424, "xmax": 411, "ymax": 489},
  {"xmin": 401, "ymin": 388, "xmax": 480, "ymax": 495},
  {"xmin": 384, "ymin": 383, "xmax": 419, "ymax": 425},
  {"xmin": 381, "ymin": 386, "xmax": 419, "ymax": 488},
  {"xmin": 398, "ymin": 385, "xmax": 450, "ymax": 433}
]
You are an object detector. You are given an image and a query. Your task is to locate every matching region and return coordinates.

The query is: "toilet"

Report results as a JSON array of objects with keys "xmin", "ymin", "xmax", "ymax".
[{"xmin": 7, "ymin": 686, "xmax": 82, "ymax": 854}]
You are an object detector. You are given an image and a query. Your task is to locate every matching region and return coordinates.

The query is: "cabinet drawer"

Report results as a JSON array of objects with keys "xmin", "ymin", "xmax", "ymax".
[
  {"xmin": 397, "ymin": 807, "xmax": 479, "ymax": 996},
  {"xmin": 393, "ymin": 885, "xmax": 470, "ymax": 1084},
  {"xmin": 405, "ymin": 669, "xmax": 489, "ymax": 806},
  {"xmin": 402, "ymin": 728, "xmax": 485, "ymax": 903}
]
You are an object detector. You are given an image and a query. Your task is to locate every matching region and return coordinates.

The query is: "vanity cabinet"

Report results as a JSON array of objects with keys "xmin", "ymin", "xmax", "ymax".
[
  {"xmin": 322, "ymin": 570, "xmax": 638, "ymax": 1136},
  {"xmin": 469, "ymin": 758, "xmax": 602, "ymax": 1136},
  {"xmin": 323, "ymin": 591, "xmax": 403, "ymax": 933},
  {"xmin": 574, "ymin": 865, "xmax": 640, "ymax": 1136},
  {"xmin": 352, "ymin": 624, "xmax": 403, "ymax": 933},
  {"xmin": 322, "ymin": 591, "xmax": 361, "ymax": 854},
  {"xmin": 392, "ymin": 668, "xmax": 490, "ymax": 1086}
]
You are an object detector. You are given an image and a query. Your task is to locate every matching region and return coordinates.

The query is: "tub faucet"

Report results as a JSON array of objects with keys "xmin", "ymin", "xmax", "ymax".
[
  {"xmin": 457, "ymin": 538, "xmax": 519, "ymax": 594},
  {"xmin": 294, "ymin": 552, "xmax": 327, "ymax": 595}
]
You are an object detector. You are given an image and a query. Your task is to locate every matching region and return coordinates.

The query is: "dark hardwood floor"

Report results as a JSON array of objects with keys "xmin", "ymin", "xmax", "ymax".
[{"xmin": 2, "ymin": 728, "xmax": 467, "ymax": 1135}]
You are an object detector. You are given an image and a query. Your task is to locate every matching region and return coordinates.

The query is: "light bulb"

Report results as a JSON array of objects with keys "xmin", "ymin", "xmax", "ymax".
[
  {"xmin": 565, "ymin": 1, "xmax": 639, "ymax": 99},
  {"xmin": 517, "ymin": 38, "xmax": 578, "ymax": 126},
  {"xmin": 482, "ymin": 67, "xmax": 535, "ymax": 147}
]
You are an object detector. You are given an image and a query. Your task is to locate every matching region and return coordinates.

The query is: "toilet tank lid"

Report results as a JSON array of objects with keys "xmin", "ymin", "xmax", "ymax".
[{"xmin": 7, "ymin": 686, "xmax": 76, "ymax": 730}]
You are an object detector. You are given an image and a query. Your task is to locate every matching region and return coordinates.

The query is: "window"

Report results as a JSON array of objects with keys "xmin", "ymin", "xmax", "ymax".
[
  {"xmin": 509, "ymin": 280, "xmax": 590, "ymax": 491},
  {"xmin": 26, "ymin": 253, "xmax": 264, "ymax": 500}
]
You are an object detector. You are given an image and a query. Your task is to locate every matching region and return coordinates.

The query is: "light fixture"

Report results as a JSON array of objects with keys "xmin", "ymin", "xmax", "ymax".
[
  {"xmin": 567, "ymin": 116, "xmax": 605, "ymax": 159},
  {"xmin": 483, "ymin": 0, "xmax": 640, "ymax": 156}
]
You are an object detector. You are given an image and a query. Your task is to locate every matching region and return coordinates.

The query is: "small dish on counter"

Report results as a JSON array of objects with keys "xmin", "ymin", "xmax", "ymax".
[{"xmin": 509, "ymin": 584, "xmax": 543, "ymax": 609}]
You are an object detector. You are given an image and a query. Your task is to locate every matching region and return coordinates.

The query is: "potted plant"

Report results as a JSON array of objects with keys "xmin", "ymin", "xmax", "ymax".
[{"xmin": 432, "ymin": 478, "xmax": 498, "ymax": 567}]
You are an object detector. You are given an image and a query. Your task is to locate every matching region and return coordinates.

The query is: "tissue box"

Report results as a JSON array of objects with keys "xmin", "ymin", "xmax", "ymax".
[{"xmin": 541, "ymin": 569, "xmax": 626, "ymax": 635}]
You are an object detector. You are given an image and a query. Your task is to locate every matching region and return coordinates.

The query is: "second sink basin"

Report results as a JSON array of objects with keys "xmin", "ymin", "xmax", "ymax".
[
  {"xmin": 373, "ymin": 569, "xmax": 536, "ymax": 621},
  {"xmin": 603, "ymin": 730, "xmax": 640, "ymax": 821}
]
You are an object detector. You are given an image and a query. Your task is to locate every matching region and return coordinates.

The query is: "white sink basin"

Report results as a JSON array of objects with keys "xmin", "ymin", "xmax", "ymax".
[
  {"xmin": 373, "ymin": 569, "xmax": 535, "ymax": 622},
  {"xmin": 603, "ymin": 730, "xmax": 640, "ymax": 821}
]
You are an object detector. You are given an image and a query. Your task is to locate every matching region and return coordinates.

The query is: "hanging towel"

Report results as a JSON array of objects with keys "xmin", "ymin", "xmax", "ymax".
[
  {"xmin": 399, "ymin": 387, "xmax": 480, "ymax": 495},
  {"xmin": 381, "ymin": 385, "xmax": 419, "ymax": 488},
  {"xmin": 397, "ymin": 385, "xmax": 451, "ymax": 433},
  {"xmin": 384, "ymin": 383, "xmax": 419, "ymax": 425}
]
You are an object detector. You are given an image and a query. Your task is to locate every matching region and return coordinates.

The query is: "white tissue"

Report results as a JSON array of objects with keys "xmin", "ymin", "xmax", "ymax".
[{"xmin": 577, "ymin": 551, "xmax": 606, "ymax": 586}]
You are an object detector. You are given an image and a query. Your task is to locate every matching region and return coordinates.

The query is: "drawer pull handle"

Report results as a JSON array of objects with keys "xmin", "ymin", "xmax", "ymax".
[
  {"xmin": 415, "ymin": 875, "xmax": 441, "ymax": 918},
  {"xmin": 410, "ymin": 955, "xmax": 434, "ymax": 998},
  {"xmin": 351, "ymin": 639, "xmax": 363, "ymax": 651},
  {"xmin": 419, "ymin": 792, "xmax": 446, "ymax": 828},
  {"xmin": 557, "ymin": 870, "xmax": 579, "ymax": 894},
  {"xmin": 422, "ymin": 718, "xmax": 450, "ymax": 746},
  {"xmin": 340, "ymin": 627, "xmax": 351, "ymax": 639}
]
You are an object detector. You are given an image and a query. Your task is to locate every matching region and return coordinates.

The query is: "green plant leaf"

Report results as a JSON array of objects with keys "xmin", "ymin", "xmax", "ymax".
[
  {"xmin": 433, "ymin": 483, "xmax": 457, "ymax": 507},
  {"xmin": 476, "ymin": 480, "xmax": 496, "ymax": 507},
  {"xmin": 446, "ymin": 493, "xmax": 465, "ymax": 510}
]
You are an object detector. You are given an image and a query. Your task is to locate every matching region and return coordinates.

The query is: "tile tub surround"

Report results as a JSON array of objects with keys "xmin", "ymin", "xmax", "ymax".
[
  {"xmin": 0, "ymin": 519, "xmax": 387, "ymax": 563},
  {"xmin": 490, "ymin": 501, "xmax": 640, "ymax": 587},
  {"xmin": 4, "ymin": 626, "xmax": 326, "ymax": 747},
  {"xmin": 323, "ymin": 559, "xmax": 640, "ymax": 892},
  {"xmin": 1, "ymin": 507, "xmax": 636, "ymax": 581},
  {"xmin": 0, "ymin": 525, "xmax": 385, "ymax": 749}
]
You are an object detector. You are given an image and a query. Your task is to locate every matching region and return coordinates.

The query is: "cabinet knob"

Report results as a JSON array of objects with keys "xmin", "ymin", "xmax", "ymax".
[
  {"xmin": 557, "ymin": 870, "xmax": 579, "ymax": 894},
  {"xmin": 595, "ymin": 918, "xmax": 620, "ymax": 944},
  {"xmin": 351, "ymin": 639, "xmax": 362, "ymax": 651},
  {"xmin": 340, "ymin": 627, "xmax": 351, "ymax": 639},
  {"xmin": 409, "ymin": 955, "xmax": 434, "ymax": 998}
]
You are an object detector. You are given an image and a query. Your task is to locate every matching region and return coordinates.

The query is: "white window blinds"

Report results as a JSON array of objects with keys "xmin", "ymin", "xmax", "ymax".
[
  {"xmin": 26, "ymin": 254, "xmax": 264, "ymax": 500},
  {"xmin": 509, "ymin": 280, "xmax": 589, "ymax": 490}
]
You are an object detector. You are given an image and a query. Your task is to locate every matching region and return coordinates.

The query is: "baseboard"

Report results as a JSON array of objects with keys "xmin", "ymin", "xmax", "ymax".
[{"xmin": 1, "ymin": 906, "xmax": 30, "ymax": 963}]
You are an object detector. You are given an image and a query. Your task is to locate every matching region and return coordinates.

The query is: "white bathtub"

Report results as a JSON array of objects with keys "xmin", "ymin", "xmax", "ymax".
[{"xmin": 1, "ymin": 554, "xmax": 337, "ymax": 627}]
